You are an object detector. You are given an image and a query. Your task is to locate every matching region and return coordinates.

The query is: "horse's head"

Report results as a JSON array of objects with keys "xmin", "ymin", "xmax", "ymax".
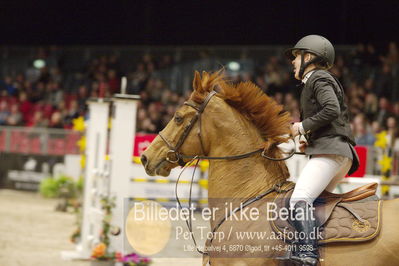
[
  {"xmin": 141, "ymin": 71, "xmax": 222, "ymax": 176},
  {"xmin": 141, "ymin": 70, "xmax": 292, "ymax": 179}
]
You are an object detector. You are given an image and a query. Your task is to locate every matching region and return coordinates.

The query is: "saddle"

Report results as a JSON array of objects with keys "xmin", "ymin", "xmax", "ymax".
[{"xmin": 270, "ymin": 182, "xmax": 382, "ymax": 244}]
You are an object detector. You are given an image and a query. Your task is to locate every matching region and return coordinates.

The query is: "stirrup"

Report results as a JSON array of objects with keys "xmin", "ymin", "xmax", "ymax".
[{"xmin": 290, "ymin": 254, "xmax": 319, "ymax": 266}]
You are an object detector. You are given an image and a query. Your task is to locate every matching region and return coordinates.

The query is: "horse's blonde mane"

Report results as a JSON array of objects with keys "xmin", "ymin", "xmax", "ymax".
[{"xmin": 190, "ymin": 70, "xmax": 292, "ymax": 146}]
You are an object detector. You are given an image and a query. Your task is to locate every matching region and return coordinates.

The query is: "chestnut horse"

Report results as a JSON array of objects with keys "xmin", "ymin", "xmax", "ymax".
[{"xmin": 141, "ymin": 70, "xmax": 399, "ymax": 265}]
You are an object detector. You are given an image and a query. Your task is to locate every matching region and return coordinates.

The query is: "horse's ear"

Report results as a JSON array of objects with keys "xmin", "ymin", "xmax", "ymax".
[
  {"xmin": 201, "ymin": 71, "xmax": 210, "ymax": 89},
  {"xmin": 193, "ymin": 71, "xmax": 202, "ymax": 91}
]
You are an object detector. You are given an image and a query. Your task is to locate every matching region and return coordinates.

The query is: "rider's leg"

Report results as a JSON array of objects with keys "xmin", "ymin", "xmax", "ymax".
[
  {"xmin": 325, "ymin": 157, "xmax": 352, "ymax": 192},
  {"xmin": 290, "ymin": 154, "xmax": 350, "ymax": 208},
  {"xmin": 289, "ymin": 154, "xmax": 351, "ymax": 265}
]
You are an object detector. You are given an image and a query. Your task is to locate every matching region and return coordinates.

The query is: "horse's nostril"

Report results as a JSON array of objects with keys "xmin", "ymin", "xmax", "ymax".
[{"xmin": 141, "ymin": 154, "xmax": 148, "ymax": 166}]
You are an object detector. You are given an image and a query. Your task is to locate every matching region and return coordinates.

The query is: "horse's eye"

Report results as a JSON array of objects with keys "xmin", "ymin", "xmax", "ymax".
[{"xmin": 174, "ymin": 115, "xmax": 184, "ymax": 125}]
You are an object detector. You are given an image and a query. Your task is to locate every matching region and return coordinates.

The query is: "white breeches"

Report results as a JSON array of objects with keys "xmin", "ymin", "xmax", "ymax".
[{"xmin": 290, "ymin": 154, "xmax": 352, "ymax": 209}]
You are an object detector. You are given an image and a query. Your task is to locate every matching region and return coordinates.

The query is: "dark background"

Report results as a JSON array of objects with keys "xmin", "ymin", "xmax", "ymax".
[{"xmin": 0, "ymin": 0, "xmax": 398, "ymax": 45}]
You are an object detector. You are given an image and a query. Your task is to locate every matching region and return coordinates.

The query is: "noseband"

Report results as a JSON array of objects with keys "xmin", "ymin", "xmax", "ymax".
[{"xmin": 158, "ymin": 91, "xmax": 299, "ymax": 166}]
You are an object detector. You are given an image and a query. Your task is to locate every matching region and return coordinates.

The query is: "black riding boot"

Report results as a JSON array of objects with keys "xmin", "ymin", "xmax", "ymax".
[{"xmin": 290, "ymin": 200, "xmax": 319, "ymax": 266}]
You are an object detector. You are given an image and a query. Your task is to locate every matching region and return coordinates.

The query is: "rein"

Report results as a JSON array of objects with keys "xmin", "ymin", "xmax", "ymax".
[
  {"xmin": 180, "ymin": 148, "xmax": 303, "ymax": 161},
  {"xmin": 206, "ymin": 181, "xmax": 293, "ymax": 246},
  {"xmin": 175, "ymin": 158, "xmax": 293, "ymax": 257},
  {"xmin": 159, "ymin": 91, "xmax": 302, "ymax": 166}
]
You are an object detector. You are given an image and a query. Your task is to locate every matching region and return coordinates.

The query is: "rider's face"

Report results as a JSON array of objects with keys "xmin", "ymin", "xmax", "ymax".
[
  {"xmin": 292, "ymin": 52, "xmax": 302, "ymax": 80},
  {"xmin": 291, "ymin": 51, "xmax": 313, "ymax": 81}
]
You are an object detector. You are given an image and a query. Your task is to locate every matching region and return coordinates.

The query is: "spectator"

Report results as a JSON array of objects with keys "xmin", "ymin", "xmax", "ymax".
[
  {"xmin": 28, "ymin": 111, "xmax": 48, "ymax": 128},
  {"xmin": 0, "ymin": 101, "xmax": 10, "ymax": 125},
  {"xmin": 353, "ymin": 113, "xmax": 375, "ymax": 145},
  {"xmin": 141, "ymin": 118, "xmax": 156, "ymax": 133},
  {"xmin": 77, "ymin": 85, "xmax": 89, "ymax": 113},
  {"xmin": 375, "ymin": 64, "xmax": 393, "ymax": 98},
  {"xmin": 364, "ymin": 93, "xmax": 378, "ymax": 120},
  {"xmin": 273, "ymin": 92, "xmax": 283, "ymax": 105},
  {"xmin": 386, "ymin": 116, "xmax": 399, "ymax": 152},
  {"xmin": 371, "ymin": 121, "xmax": 382, "ymax": 135},
  {"xmin": 130, "ymin": 63, "xmax": 148, "ymax": 94},
  {"xmin": 0, "ymin": 76, "xmax": 18, "ymax": 96},
  {"xmin": 49, "ymin": 111, "xmax": 64, "ymax": 128},
  {"xmin": 376, "ymin": 97, "xmax": 391, "ymax": 125},
  {"xmin": 158, "ymin": 54, "xmax": 173, "ymax": 69},
  {"xmin": 18, "ymin": 92, "xmax": 33, "ymax": 124},
  {"xmin": 6, "ymin": 104, "xmax": 22, "ymax": 126},
  {"xmin": 0, "ymin": 43, "xmax": 397, "ymax": 144},
  {"xmin": 64, "ymin": 100, "xmax": 80, "ymax": 128},
  {"xmin": 393, "ymin": 102, "xmax": 399, "ymax": 121},
  {"xmin": 44, "ymin": 81, "xmax": 63, "ymax": 107},
  {"xmin": 107, "ymin": 69, "xmax": 120, "ymax": 94}
]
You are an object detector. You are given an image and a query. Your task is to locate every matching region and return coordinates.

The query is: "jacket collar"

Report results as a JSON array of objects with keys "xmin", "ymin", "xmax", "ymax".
[{"xmin": 302, "ymin": 70, "xmax": 315, "ymax": 84}]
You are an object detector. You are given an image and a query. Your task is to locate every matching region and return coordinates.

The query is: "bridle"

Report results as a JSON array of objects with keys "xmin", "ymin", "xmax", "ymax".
[
  {"xmin": 158, "ymin": 91, "xmax": 216, "ymax": 166},
  {"xmin": 158, "ymin": 90, "xmax": 300, "ymax": 166},
  {"xmin": 157, "ymin": 90, "xmax": 303, "ymax": 259}
]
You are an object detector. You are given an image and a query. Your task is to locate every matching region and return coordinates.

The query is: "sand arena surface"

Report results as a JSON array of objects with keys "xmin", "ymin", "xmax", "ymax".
[{"xmin": 0, "ymin": 189, "xmax": 201, "ymax": 266}]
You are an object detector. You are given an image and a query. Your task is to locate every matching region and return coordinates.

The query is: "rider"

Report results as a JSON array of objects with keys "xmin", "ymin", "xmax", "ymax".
[{"xmin": 285, "ymin": 35, "xmax": 360, "ymax": 265}]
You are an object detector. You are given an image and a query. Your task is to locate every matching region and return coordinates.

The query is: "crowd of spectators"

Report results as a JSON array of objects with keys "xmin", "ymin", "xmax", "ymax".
[{"xmin": 0, "ymin": 43, "xmax": 398, "ymax": 151}]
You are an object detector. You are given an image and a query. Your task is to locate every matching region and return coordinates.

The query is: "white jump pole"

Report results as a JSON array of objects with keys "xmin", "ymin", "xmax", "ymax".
[
  {"xmin": 109, "ymin": 78, "xmax": 140, "ymax": 254},
  {"xmin": 62, "ymin": 77, "xmax": 139, "ymax": 260},
  {"xmin": 62, "ymin": 98, "xmax": 111, "ymax": 259}
]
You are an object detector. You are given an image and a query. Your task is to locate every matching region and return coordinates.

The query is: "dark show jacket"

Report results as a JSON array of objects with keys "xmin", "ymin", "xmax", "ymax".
[{"xmin": 300, "ymin": 69, "xmax": 360, "ymax": 175}]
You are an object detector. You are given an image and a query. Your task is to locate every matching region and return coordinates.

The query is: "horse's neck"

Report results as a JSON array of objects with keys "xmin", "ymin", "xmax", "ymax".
[{"xmin": 207, "ymin": 110, "xmax": 288, "ymax": 200}]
